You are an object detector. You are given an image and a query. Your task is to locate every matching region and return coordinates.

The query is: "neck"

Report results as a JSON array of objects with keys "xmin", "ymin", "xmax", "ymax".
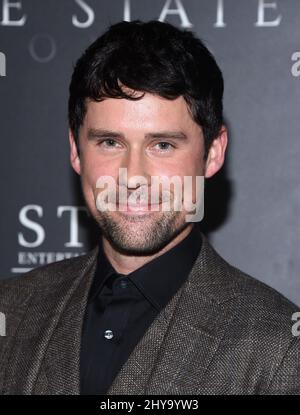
[{"xmin": 102, "ymin": 224, "xmax": 194, "ymax": 275}]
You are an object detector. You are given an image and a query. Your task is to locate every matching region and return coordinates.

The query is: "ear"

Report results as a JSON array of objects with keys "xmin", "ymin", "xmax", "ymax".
[
  {"xmin": 69, "ymin": 128, "xmax": 81, "ymax": 175},
  {"xmin": 204, "ymin": 125, "xmax": 228, "ymax": 178}
]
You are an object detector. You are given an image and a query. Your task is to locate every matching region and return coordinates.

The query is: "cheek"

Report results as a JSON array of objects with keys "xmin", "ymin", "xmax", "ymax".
[
  {"xmin": 81, "ymin": 152, "xmax": 116, "ymax": 187},
  {"xmin": 80, "ymin": 156, "xmax": 122, "ymax": 211},
  {"xmin": 150, "ymin": 161, "xmax": 203, "ymax": 204},
  {"xmin": 155, "ymin": 156, "xmax": 203, "ymax": 179},
  {"xmin": 169, "ymin": 155, "xmax": 204, "ymax": 203}
]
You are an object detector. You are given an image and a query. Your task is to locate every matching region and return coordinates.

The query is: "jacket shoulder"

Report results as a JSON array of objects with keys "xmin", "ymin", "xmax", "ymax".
[
  {"xmin": 224, "ymin": 260, "xmax": 299, "ymax": 317},
  {"xmin": 0, "ymin": 246, "xmax": 98, "ymax": 299},
  {"xmin": 199, "ymin": 235, "xmax": 300, "ymax": 393},
  {"xmin": 201, "ymin": 233, "xmax": 299, "ymax": 312}
]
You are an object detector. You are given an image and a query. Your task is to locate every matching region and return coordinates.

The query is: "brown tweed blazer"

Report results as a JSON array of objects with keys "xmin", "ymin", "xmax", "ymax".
[{"xmin": 0, "ymin": 232, "xmax": 300, "ymax": 395}]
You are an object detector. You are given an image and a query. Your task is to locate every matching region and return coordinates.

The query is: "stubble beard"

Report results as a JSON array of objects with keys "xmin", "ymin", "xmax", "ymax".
[{"xmin": 93, "ymin": 208, "xmax": 189, "ymax": 256}]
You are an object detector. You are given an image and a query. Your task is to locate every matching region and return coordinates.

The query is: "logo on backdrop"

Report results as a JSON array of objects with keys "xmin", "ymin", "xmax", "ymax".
[
  {"xmin": 0, "ymin": 0, "xmax": 283, "ymax": 63},
  {"xmin": 0, "ymin": 0, "xmax": 283, "ymax": 29},
  {"xmin": 12, "ymin": 205, "xmax": 87, "ymax": 274}
]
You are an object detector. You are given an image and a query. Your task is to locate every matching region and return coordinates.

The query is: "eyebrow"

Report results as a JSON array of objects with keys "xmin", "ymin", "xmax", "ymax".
[{"xmin": 87, "ymin": 128, "xmax": 188, "ymax": 141}]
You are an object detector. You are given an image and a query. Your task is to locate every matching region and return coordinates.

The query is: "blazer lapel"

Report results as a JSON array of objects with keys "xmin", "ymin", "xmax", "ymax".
[
  {"xmin": 106, "ymin": 277, "xmax": 185, "ymax": 394},
  {"xmin": 145, "ymin": 281, "xmax": 236, "ymax": 394},
  {"xmin": 107, "ymin": 233, "xmax": 237, "ymax": 395}
]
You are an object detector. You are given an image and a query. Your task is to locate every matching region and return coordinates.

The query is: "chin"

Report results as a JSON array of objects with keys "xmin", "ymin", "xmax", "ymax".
[{"xmin": 111, "ymin": 242, "xmax": 161, "ymax": 256}]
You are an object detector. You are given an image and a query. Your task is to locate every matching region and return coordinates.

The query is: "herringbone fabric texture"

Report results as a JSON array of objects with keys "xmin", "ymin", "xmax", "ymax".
[{"xmin": 0, "ymin": 231, "xmax": 300, "ymax": 395}]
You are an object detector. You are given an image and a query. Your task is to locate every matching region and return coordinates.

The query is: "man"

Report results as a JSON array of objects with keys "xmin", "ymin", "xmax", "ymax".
[{"xmin": 1, "ymin": 20, "xmax": 300, "ymax": 395}]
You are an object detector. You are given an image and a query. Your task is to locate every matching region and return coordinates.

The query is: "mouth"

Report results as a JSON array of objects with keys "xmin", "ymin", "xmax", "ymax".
[{"xmin": 117, "ymin": 202, "xmax": 161, "ymax": 214}]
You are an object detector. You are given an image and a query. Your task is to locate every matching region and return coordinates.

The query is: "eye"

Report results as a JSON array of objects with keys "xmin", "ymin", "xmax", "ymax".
[
  {"xmin": 153, "ymin": 142, "xmax": 175, "ymax": 151},
  {"xmin": 98, "ymin": 138, "xmax": 121, "ymax": 149}
]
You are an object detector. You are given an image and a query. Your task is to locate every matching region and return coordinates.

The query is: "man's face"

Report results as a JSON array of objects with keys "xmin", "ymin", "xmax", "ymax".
[{"xmin": 69, "ymin": 91, "xmax": 226, "ymax": 255}]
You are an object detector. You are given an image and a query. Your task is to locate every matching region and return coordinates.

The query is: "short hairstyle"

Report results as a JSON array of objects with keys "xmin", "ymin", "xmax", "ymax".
[{"xmin": 68, "ymin": 19, "xmax": 224, "ymax": 159}]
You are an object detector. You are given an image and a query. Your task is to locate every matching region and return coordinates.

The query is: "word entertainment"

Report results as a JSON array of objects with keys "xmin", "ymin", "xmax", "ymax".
[{"xmin": 0, "ymin": 0, "xmax": 283, "ymax": 28}]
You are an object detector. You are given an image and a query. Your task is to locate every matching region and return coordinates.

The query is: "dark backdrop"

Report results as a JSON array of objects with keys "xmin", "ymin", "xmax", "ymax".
[{"xmin": 1, "ymin": 0, "xmax": 300, "ymax": 305}]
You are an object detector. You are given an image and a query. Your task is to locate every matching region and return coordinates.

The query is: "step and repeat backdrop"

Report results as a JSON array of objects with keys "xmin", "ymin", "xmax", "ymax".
[{"xmin": 1, "ymin": 0, "xmax": 300, "ymax": 305}]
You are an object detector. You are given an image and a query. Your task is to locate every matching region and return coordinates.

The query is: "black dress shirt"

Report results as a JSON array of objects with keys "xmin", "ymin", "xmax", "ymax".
[{"xmin": 80, "ymin": 223, "xmax": 203, "ymax": 395}]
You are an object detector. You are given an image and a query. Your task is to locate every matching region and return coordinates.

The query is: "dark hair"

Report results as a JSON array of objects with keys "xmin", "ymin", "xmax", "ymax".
[{"xmin": 68, "ymin": 20, "xmax": 224, "ymax": 159}]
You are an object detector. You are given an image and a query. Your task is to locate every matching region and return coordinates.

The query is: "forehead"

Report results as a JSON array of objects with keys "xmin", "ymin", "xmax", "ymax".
[{"xmin": 83, "ymin": 93, "xmax": 199, "ymax": 133}]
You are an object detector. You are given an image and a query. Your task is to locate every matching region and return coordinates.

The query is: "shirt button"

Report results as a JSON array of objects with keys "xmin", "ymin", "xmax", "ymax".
[
  {"xmin": 119, "ymin": 278, "xmax": 129, "ymax": 289},
  {"xmin": 104, "ymin": 329, "xmax": 114, "ymax": 339}
]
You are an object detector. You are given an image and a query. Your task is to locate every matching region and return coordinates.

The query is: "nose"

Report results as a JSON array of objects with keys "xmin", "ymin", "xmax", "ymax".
[{"xmin": 118, "ymin": 147, "xmax": 150, "ymax": 190}]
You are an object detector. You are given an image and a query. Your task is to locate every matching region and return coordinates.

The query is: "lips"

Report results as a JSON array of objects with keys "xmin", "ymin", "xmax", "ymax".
[{"xmin": 117, "ymin": 203, "xmax": 160, "ymax": 212}]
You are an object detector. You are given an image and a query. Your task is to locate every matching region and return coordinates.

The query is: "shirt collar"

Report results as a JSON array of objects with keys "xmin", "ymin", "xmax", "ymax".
[{"xmin": 88, "ymin": 224, "xmax": 202, "ymax": 311}]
